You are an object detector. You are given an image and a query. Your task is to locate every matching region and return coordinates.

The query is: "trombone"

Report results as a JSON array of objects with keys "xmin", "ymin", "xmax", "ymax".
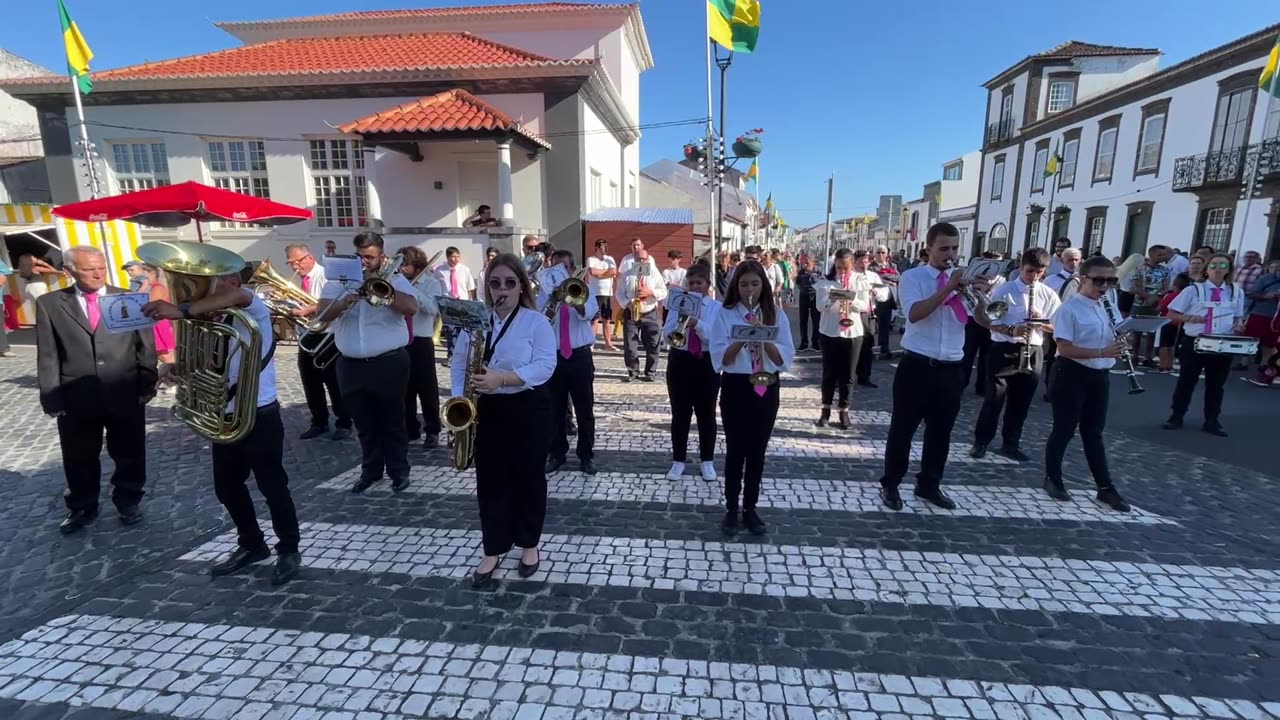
[
  {"xmin": 301, "ymin": 253, "xmax": 405, "ymax": 368},
  {"xmin": 543, "ymin": 268, "xmax": 591, "ymax": 320}
]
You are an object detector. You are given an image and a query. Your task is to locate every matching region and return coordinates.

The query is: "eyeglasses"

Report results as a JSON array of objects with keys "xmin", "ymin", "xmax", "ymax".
[
  {"xmin": 1207, "ymin": 262, "xmax": 1230, "ymax": 270},
  {"xmin": 1086, "ymin": 276, "xmax": 1120, "ymax": 287},
  {"xmin": 487, "ymin": 278, "xmax": 521, "ymax": 290}
]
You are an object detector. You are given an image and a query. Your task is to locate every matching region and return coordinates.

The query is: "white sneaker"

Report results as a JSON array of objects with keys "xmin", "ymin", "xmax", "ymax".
[
  {"xmin": 666, "ymin": 462, "xmax": 685, "ymax": 481},
  {"xmin": 700, "ymin": 462, "xmax": 717, "ymax": 482}
]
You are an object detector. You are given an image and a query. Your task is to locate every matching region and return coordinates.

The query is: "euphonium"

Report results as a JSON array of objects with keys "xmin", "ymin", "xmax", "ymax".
[
  {"xmin": 543, "ymin": 269, "xmax": 590, "ymax": 320},
  {"xmin": 248, "ymin": 258, "xmax": 317, "ymax": 319},
  {"xmin": 136, "ymin": 240, "xmax": 263, "ymax": 444},
  {"xmin": 440, "ymin": 325, "xmax": 485, "ymax": 470}
]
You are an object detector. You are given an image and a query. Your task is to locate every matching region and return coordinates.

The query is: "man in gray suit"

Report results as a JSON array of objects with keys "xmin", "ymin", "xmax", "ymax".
[{"xmin": 36, "ymin": 246, "xmax": 157, "ymax": 534}]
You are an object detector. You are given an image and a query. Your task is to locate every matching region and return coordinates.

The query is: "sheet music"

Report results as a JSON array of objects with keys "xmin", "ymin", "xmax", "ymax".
[
  {"xmin": 667, "ymin": 288, "xmax": 704, "ymax": 316},
  {"xmin": 731, "ymin": 324, "xmax": 780, "ymax": 342},
  {"xmin": 100, "ymin": 293, "xmax": 157, "ymax": 334}
]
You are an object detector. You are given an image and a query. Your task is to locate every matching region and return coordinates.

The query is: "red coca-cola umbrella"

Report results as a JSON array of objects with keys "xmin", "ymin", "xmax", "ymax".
[{"xmin": 53, "ymin": 181, "xmax": 312, "ymax": 241}]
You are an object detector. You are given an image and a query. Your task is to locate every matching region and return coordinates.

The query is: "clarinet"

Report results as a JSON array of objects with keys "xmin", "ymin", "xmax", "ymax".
[{"xmin": 1100, "ymin": 291, "xmax": 1145, "ymax": 395}]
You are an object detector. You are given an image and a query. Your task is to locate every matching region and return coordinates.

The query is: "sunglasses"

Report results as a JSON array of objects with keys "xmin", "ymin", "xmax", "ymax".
[
  {"xmin": 487, "ymin": 278, "xmax": 521, "ymax": 290},
  {"xmin": 1207, "ymin": 262, "xmax": 1230, "ymax": 270},
  {"xmin": 1086, "ymin": 276, "xmax": 1120, "ymax": 287}
]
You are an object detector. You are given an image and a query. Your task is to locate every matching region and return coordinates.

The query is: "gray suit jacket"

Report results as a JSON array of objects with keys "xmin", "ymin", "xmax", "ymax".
[{"xmin": 36, "ymin": 285, "xmax": 158, "ymax": 416}]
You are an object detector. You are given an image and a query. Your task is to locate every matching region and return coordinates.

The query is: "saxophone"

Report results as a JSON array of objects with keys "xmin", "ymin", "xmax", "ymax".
[
  {"xmin": 630, "ymin": 261, "xmax": 647, "ymax": 319},
  {"xmin": 440, "ymin": 326, "xmax": 486, "ymax": 470}
]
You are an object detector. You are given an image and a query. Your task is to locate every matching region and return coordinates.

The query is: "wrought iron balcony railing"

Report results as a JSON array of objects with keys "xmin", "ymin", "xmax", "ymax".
[
  {"xmin": 1172, "ymin": 140, "xmax": 1280, "ymax": 191},
  {"xmin": 985, "ymin": 117, "xmax": 1016, "ymax": 147}
]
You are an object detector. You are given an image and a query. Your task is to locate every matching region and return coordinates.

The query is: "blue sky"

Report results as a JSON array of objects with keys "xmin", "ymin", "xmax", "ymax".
[{"xmin": 2, "ymin": 0, "xmax": 1275, "ymax": 229}]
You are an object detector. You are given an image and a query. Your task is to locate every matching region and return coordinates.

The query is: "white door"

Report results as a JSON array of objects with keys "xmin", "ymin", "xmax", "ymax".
[{"xmin": 457, "ymin": 161, "xmax": 497, "ymax": 224}]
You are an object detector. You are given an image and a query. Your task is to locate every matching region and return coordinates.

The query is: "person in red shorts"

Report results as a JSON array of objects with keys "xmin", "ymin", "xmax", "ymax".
[
  {"xmin": 1245, "ymin": 262, "xmax": 1280, "ymax": 386},
  {"xmin": 1155, "ymin": 273, "xmax": 1190, "ymax": 373}
]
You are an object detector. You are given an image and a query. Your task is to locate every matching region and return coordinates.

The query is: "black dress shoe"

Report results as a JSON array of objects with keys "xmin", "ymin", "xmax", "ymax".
[
  {"xmin": 272, "ymin": 551, "xmax": 302, "ymax": 585},
  {"xmin": 641, "ymin": 374, "xmax": 656, "ymax": 382},
  {"xmin": 743, "ymin": 509, "xmax": 767, "ymax": 536},
  {"xmin": 350, "ymin": 476, "xmax": 379, "ymax": 494},
  {"xmin": 720, "ymin": 509, "xmax": 740, "ymax": 534},
  {"xmin": 423, "ymin": 434, "xmax": 439, "ymax": 449},
  {"xmin": 59, "ymin": 509, "xmax": 97, "ymax": 535},
  {"xmin": 815, "ymin": 408, "xmax": 830, "ymax": 427},
  {"xmin": 300, "ymin": 426, "xmax": 327, "ymax": 440},
  {"xmin": 1096, "ymin": 487, "xmax": 1131, "ymax": 513},
  {"xmin": 210, "ymin": 545, "xmax": 271, "ymax": 577},
  {"xmin": 580, "ymin": 458, "xmax": 598, "ymax": 475},
  {"xmin": 914, "ymin": 488, "xmax": 957, "ymax": 510},
  {"xmin": 797, "ymin": 343, "xmax": 810, "ymax": 352},
  {"xmin": 1042, "ymin": 477, "xmax": 1072, "ymax": 502},
  {"xmin": 118, "ymin": 506, "xmax": 143, "ymax": 526},
  {"xmin": 518, "ymin": 551, "xmax": 541, "ymax": 578},
  {"xmin": 1162, "ymin": 415, "xmax": 1183, "ymax": 430},
  {"xmin": 998, "ymin": 446, "xmax": 1031, "ymax": 462},
  {"xmin": 857, "ymin": 380, "xmax": 878, "ymax": 389},
  {"xmin": 391, "ymin": 475, "xmax": 411, "ymax": 492},
  {"xmin": 545, "ymin": 456, "xmax": 566, "ymax": 473},
  {"xmin": 834, "ymin": 409, "xmax": 851, "ymax": 430},
  {"xmin": 880, "ymin": 487, "xmax": 904, "ymax": 511},
  {"xmin": 472, "ymin": 557, "xmax": 501, "ymax": 587},
  {"xmin": 567, "ymin": 421, "xmax": 578, "ymax": 437},
  {"xmin": 1202, "ymin": 423, "xmax": 1229, "ymax": 437},
  {"xmin": 969, "ymin": 443, "xmax": 988, "ymax": 459}
]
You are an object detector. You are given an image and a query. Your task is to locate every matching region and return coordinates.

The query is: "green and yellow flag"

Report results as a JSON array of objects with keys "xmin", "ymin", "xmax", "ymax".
[
  {"xmin": 1261, "ymin": 35, "xmax": 1280, "ymax": 98},
  {"xmin": 58, "ymin": 0, "xmax": 93, "ymax": 95},
  {"xmin": 1044, "ymin": 142, "xmax": 1062, "ymax": 177},
  {"xmin": 708, "ymin": 0, "xmax": 761, "ymax": 54},
  {"xmin": 745, "ymin": 159, "xmax": 758, "ymax": 183}
]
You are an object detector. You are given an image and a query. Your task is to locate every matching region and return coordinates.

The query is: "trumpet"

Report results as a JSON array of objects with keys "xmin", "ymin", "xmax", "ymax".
[
  {"xmin": 1101, "ymin": 289, "xmax": 1145, "ymax": 395},
  {"xmin": 828, "ymin": 287, "xmax": 860, "ymax": 329},
  {"xmin": 745, "ymin": 301, "xmax": 776, "ymax": 389},
  {"xmin": 946, "ymin": 259, "xmax": 1009, "ymax": 323},
  {"xmin": 669, "ymin": 313, "xmax": 694, "ymax": 349}
]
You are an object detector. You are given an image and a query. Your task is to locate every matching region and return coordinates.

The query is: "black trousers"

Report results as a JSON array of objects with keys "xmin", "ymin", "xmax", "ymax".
[
  {"xmin": 819, "ymin": 334, "xmax": 861, "ymax": 407},
  {"xmin": 211, "ymin": 402, "xmax": 299, "ymax": 553},
  {"xmin": 475, "ymin": 388, "xmax": 551, "ymax": 556},
  {"xmin": 57, "ymin": 403, "xmax": 146, "ymax": 514},
  {"xmin": 666, "ymin": 348, "xmax": 720, "ymax": 463},
  {"xmin": 1042, "ymin": 335, "xmax": 1057, "ymax": 394},
  {"xmin": 623, "ymin": 307, "xmax": 661, "ymax": 375},
  {"xmin": 549, "ymin": 346, "xmax": 595, "ymax": 461},
  {"xmin": 1044, "ymin": 360, "xmax": 1114, "ymax": 490},
  {"xmin": 880, "ymin": 352, "xmax": 964, "ymax": 492},
  {"xmin": 962, "ymin": 321, "xmax": 992, "ymax": 394},
  {"xmin": 404, "ymin": 337, "xmax": 441, "ymax": 439},
  {"xmin": 1170, "ymin": 336, "xmax": 1231, "ymax": 425},
  {"xmin": 720, "ymin": 373, "xmax": 780, "ymax": 511},
  {"xmin": 974, "ymin": 342, "xmax": 1042, "ymax": 448},
  {"xmin": 856, "ymin": 323, "xmax": 874, "ymax": 382},
  {"xmin": 298, "ymin": 350, "xmax": 350, "ymax": 430},
  {"xmin": 338, "ymin": 348, "xmax": 411, "ymax": 482},
  {"xmin": 875, "ymin": 300, "xmax": 895, "ymax": 354},
  {"xmin": 797, "ymin": 295, "xmax": 820, "ymax": 347}
]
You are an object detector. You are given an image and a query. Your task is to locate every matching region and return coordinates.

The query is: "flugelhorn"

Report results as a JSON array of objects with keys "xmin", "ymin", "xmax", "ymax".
[{"xmin": 946, "ymin": 258, "xmax": 1009, "ymax": 323}]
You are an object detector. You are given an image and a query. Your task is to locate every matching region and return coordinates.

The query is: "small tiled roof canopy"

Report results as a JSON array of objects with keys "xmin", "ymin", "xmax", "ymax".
[
  {"xmin": 339, "ymin": 89, "xmax": 550, "ymax": 151},
  {"xmin": 1033, "ymin": 41, "xmax": 1161, "ymax": 59}
]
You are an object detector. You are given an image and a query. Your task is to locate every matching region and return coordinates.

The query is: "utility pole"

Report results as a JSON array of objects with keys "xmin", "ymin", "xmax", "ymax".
[{"xmin": 822, "ymin": 173, "xmax": 835, "ymax": 263}]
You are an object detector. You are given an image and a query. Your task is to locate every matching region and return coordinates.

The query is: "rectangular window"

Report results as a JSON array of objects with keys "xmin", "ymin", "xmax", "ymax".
[
  {"xmin": 1136, "ymin": 114, "xmax": 1166, "ymax": 173},
  {"xmin": 309, "ymin": 139, "xmax": 366, "ymax": 228},
  {"xmin": 1086, "ymin": 215, "xmax": 1105, "ymax": 257},
  {"xmin": 943, "ymin": 163, "xmax": 962, "ymax": 181},
  {"xmin": 1031, "ymin": 147, "xmax": 1048, "ymax": 193},
  {"xmin": 1000, "ymin": 93, "xmax": 1013, "ymax": 124},
  {"xmin": 1094, "ymin": 128, "xmax": 1118, "ymax": 181},
  {"xmin": 1211, "ymin": 87, "xmax": 1254, "ymax": 152},
  {"xmin": 207, "ymin": 140, "xmax": 270, "ymax": 229},
  {"xmin": 1268, "ymin": 100, "xmax": 1280, "ymax": 140},
  {"xmin": 1047, "ymin": 81, "xmax": 1074, "ymax": 113},
  {"xmin": 1198, "ymin": 207, "xmax": 1234, "ymax": 251},
  {"xmin": 590, "ymin": 170, "xmax": 603, "ymax": 211},
  {"xmin": 1060, "ymin": 139, "xmax": 1079, "ymax": 187},
  {"xmin": 991, "ymin": 157, "xmax": 1005, "ymax": 200},
  {"xmin": 110, "ymin": 142, "xmax": 170, "ymax": 192}
]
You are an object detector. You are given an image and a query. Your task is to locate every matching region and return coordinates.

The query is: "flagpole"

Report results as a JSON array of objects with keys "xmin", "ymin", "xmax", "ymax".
[
  {"xmin": 754, "ymin": 158, "xmax": 761, "ymax": 246},
  {"xmin": 705, "ymin": 30, "xmax": 717, "ymax": 261},
  {"xmin": 1234, "ymin": 68, "xmax": 1278, "ymax": 254},
  {"xmin": 1042, "ymin": 142, "xmax": 1059, "ymax": 252},
  {"xmin": 69, "ymin": 75, "xmax": 100, "ymax": 200}
]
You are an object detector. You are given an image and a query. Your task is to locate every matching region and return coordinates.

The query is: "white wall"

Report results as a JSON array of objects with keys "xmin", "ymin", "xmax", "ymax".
[
  {"xmin": 940, "ymin": 151, "xmax": 981, "ymax": 213},
  {"xmin": 986, "ymin": 72, "xmax": 1028, "ymax": 132},
  {"xmin": 581, "ymin": 101, "xmax": 624, "ymax": 211},
  {"xmin": 1039, "ymin": 55, "xmax": 1160, "ymax": 110}
]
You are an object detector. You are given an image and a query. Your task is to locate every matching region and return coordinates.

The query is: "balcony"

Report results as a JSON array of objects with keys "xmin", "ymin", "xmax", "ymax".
[
  {"xmin": 1172, "ymin": 140, "xmax": 1280, "ymax": 192},
  {"xmin": 985, "ymin": 116, "xmax": 1016, "ymax": 147}
]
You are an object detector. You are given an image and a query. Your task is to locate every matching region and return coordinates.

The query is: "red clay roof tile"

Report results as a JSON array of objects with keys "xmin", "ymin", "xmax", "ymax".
[{"xmin": 338, "ymin": 89, "xmax": 550, "ymax": 148}]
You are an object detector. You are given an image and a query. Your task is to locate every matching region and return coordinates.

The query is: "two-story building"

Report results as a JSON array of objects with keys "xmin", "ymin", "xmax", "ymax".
[
  {"xmin": 0, "ymin": 1, "xmax": 653, "ymax": 273},
  {"xmin": 974, "ymin": 26, "xmax": 1280, "ymax": 261}
]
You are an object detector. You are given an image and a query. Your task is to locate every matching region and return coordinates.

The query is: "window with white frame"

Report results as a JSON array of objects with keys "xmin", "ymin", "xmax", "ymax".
[
  {"xmin": 1047, "ymin": 81, "xmax": 1074, "ymax": 113},
  {"xmin": 991, "ymin": 157, "xmax": 1005, "ymax": 200},
  {"xmin": 1031, "ymin": 147, "xmax": 1049, "ymax": 192},
  {"xmin": 1198, "ymin": 207, "xmax": 1233, "ymax": 251},
  {"xmin": 309, "ymin": 139, "xmax": 366, "ymax": 228},
  {"xmin": 1086, "ymin": 215, "xmax": 1105, "ymax": 257},
  {"xmin": 988, "ymin": 222, "xmax": 1009, "ymax": 255},
  {"xmin": 207, "ymin": 140, "xmax": 270, "ymax": 228},
  {"xmin": 590, "ymin": 170, "xmax": 603, "ymax": 211},
  {"xmin": 1095, "ymin": 127, "xmax": 1118, "ymax": 181},
  {"xmin": 1060, "ymin": 139, "xmax": 1079, "ymax": 187},
  {"xmin": 1136, "ymin": 113, "xmax": 1166, "ymax": 173},
  {"xmin": 110, "ymin": 142, "xmax": 170, "ymax": 192},
  {"xmin": 943, "ymin": 162, "xmax": 962, "ymax": 181},
  {"xmin": 1000, "ymin": 93, "xmax": 1014, "ymax": 125}
]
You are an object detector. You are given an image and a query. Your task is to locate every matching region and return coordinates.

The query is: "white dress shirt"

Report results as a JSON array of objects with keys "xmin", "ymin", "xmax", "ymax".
[
  {"xmin": 616, "ymin": 259, "xmax": 668, "ymax": 313},
  {"xmin": 1168, "ymin": 281, "xmax": 1246, "ymax": 337},
  {"xmin": 1044, "ymin": 269, "xmax": 1073, "ymax": 294},
  {"xmin": 75, "ymin": 286, "xmax": 106, "ymax": 319},
  {"xmin": 708, "ymin": 302, "xmax": 795, "ymax": 375},
  {"xmin": 436, "ymin": 263, "xmax": 476, "ymax": 300},
  {"xmin": 224, "ymin": 292, "xmax": 278, "ymax": 409},
  {"xmin": 1050, "ymin": 294, "xmax": 1115, "ymax": 371},
  {"xmin": 408, "ymin": 272, "xmax": 443, "ymax": 339},
  {"xmin": 988, "ymin": 277, "xmax": 1062, "ymax": 346},
  {"xmin": 587, "ymin": 255, "xmax": 617, "ymax": 297},
  {"xmin": 818, "ymin": 270, "xmax": 884, "ymax": 338},
  {"xmin": 1164, "ymin": 254, "xmax": 1190, "ymax": 278},
  {"xmin": 319, "ymin": 273, "xmax": 416, "ymax": 358},
  {"xmin": 299, "ymin": 263, "xmax": 326, "ymax": 298},
  {"xmin": 538, "ymin": 277, "xmax": 600, "ymax": 351},
  {"xmin": 899, "ymin": 264, "xmax": 968, "ymax": 361},
  {"xmin": 661, "ymin": 292, "xmax": 718, "ymax": 353},
  {"xmin": 449, "ymin": 306, "xmax": 556, "ymax": 395}
]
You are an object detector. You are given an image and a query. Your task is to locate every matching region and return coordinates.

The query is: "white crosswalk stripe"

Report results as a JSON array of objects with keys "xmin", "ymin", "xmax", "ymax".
[
  {"xmin": 3, "ymin": 615, "xmax": 1275, "ymax": 720},
  {"xmin": 183, "ymin": 523, "xmax": 1279, "ymax": 623},
  {"xmin": 320, "ymin": 467, "xmax": 1173, "ymax": 525}
]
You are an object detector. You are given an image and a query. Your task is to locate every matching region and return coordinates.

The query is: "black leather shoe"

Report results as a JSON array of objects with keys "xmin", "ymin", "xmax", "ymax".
[
  {"xmin": 272, "ymin": 551, "xmax": 302, "ymax": 585},
  {"xmin": 59, "ymin": 509, "xmax": 97, "ymax": 535},
  {"xmin": 720, "ymin": 509, "xmax": 740, "ymax": 534},
  {"xmin": 1096, "ymin": 487, "xmax": 1131, "ymax": 513},
  {"xmin": 1162, "ymin": 415, "xmax": 1183, "ymax": 430},
  {"xmin": 423, "ymin": 434, "xmax": 439, "ymax": 449},
  {"xmin": 880, "ymin": 487, "xmax": 904, "ymax": 511},
  {"xmin": 641, "ymin": 374, "xmax": 656, "ymax": 382},
  {"xmin": 622, "ymin": 373, "xmax": 635, "ymax": 383},
  {"xmin": 914, "ymin": 488, "xmax": 957, "ymax": 510},
  {"xmin": 331, "ymin": 426, "xmax": 352, "ymax": 441},
  {"xmin": 391, "ymin": 475, "xmax": 411, "ymax": 493},
  {"xmin": 472, "ymin": 557, "xmax": 501, "ymax": 587},
  {"xmin": 797, "ymin": 343, "xmax": 810, "ymax": 352},
  {"xmin": 1042, "ymin": 477, "xmax": 1072, "ymax": 502},
  {"xmin": 210, "ymin": 545, "xmax": 271, "ymax": 577},
  {"xmin": 350, "ymin": 476, "xmax": 379, "ymax": 494},
  {"xmin": 834, "ymin": 409, "xmax": 851, "ymax": 430},
  {"xmin": 580, "ymin": 458, "xmax": 598, "ymax": 475},
  {"xmin": 518, "ymin": 550, "xmax": 541, "ymax": 578},
  {"xmin": 545, "ymin": 456, "xmax": 566, "ymax": 474},
  {"xmin": 300, "ymin": 426, "xmax": 327, "ymax": 440},
  {"xmin": 998, "ymin": 446, "xmax": 1031, "ymax": 462},
  {"xmin": 969, "ymin": 443, "xmax": 988, "ymax": 459},
  {"xmin": 1202, "ymin": 423, "xmax": 1229, "ymax": 437},
  {"xmin": 815, "ymin": 408, "xmax": 830, "ymax": 427},
  {"xmin": 743, "ymin": 509, "xmax": 767, "ymax": 536},
  {"xmin": 118, "ymin": 506, "xmax": 143, "ymax": 526},
  {"xmin": 857, "ymin": 380, "xmax": 878, "ymax": 389}
]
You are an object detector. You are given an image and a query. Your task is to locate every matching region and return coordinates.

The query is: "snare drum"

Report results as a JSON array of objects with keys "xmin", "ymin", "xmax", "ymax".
[{"xmin": 1193, "ymin": 334, "xmax": 1259, "ymax": 356}]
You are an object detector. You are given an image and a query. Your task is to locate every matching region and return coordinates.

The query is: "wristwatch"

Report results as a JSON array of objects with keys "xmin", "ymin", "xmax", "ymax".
[{"xmin": 178, "ymin": 303, "xmax": 192, "ymax": 320}]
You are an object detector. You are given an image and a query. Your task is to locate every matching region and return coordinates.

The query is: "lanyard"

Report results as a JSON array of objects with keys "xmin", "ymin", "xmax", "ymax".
[{"xmin": 484, "ymin": 306, "xmax": 519, "ymax": 364}]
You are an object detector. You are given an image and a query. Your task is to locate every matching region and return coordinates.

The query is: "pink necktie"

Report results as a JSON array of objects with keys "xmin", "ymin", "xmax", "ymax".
[
  {"xmin": 687, "ymin": 327, "xmax": 703, "ymax": 358},
  {"xmin": 301, "ymin": 274, "xmax": 312, "ymax": 294},
  {"xmin": 746, "ymin": 311, "xmax": 766, "ymax": 397},
  {"xmin": 84, "ymin": 292, "xmax": 100, "ymax": 332},
  {"xmin": 938, "ymin": 269, "xmax": 968, "ymax": 323},
  {"xmin": 1206, "ymin": 287, "xmax": 1222, "ymax": 333},
  {"xmin": 450, "ymin": 268, "xmax": 460, "ymax": 298},
  {"xmin": 558, "ymin": 304, "xmax": 572, "ymax": 359}
]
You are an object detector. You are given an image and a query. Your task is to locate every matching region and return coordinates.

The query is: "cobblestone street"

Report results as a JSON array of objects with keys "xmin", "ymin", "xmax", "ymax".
[{"xmin": 0, "ymin": 342, "xmax": 1276, "ymax": 720}]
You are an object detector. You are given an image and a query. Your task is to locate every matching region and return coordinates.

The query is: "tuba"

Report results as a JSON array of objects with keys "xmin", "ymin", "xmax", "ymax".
[
  {"xmin": 440, "ymin": 325, "xmax": 485, "ymax": 470},
  {"xmin": 136, "ymin": 241, "xmax": 263, "ymax": 444},
  {"xmin": 522, "ymin": 252, "xmax": 547, "ymax": 295}
]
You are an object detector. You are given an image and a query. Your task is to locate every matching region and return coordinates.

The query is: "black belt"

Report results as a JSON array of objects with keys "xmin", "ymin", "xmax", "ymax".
[
  {"xmin": 991, "ymin": 341, "xmax": 1043, "ymax": 351},
  {"xmin": 901, "ymin": 350, "xmax": 964, "ymax": 366},
  {"xmin": 341, "ymin": 347, "xmax": 404, "ymax": 362}
]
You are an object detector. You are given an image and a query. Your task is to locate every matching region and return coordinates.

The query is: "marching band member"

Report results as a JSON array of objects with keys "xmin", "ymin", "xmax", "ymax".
[
  {"xmin": 452, "ymin": 253, "xmax": 557, "ymax": 586},
  {"xmin": 317, "ymin": 232, "xmax": 419, "ymax": 493},
  {"xmin": 709, "ymin": 260, "xmax": 795, "ymax": 536},
  {"xmin": 663, "ymin": 263, "xmax": 720, "ymax": 482},
  {"xmin": 879, "ymin": 223, "xmax": 989, "ymax": 511},
  {"xmin": 143, "ymin": 269, "xmax": 303, "ymax": 582},
  {"xmin": 285, "ymin": 243, "xmax": 352, "ymax": 440},
  {"xmin": 398, "ymin": 246, "xmax": 443, "ymax": 449},
  {"xmin": 541, "ymin": 249, "xmax": 600, "ymax": 476},
  {"xmin": 1041, "ymin": 248, "xmax": 1081, "ymax": 400},
  {"xmin": 816, "ymin": 249, "xmax": 866, "ymax": 429},
  {"xmin": 970, "ymin": 248, "xmax": 1061, "ymax": 461},
  {"xmin": 616, "ymin": 240, "xmax": 668, "ymax": 382},
  {"xmin": 1163, "ymin": 253, "xmax": 1245, "ymax": 437},
  {"xmin": 851, "ymin": 249, "xmax": 887, "ymax": 388},
  {"xmin": 1043, "ymin": 256, "xmax": 1131, "ymax": 511}
]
